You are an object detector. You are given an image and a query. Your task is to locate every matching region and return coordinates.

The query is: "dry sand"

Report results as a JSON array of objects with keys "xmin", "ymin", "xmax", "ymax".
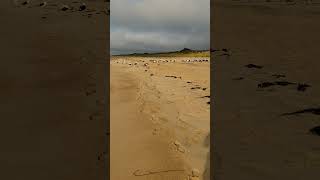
[
  {"xmin": 111, "ymin": 57, "xmax": 210, "ymax": 180},
  {"xmin": 213, "ymin": 0, "xmax": 320, "ymax": 179},
  {"xmin": 0, "ymin": 0, "xmax": 108, "ymax": 179}
]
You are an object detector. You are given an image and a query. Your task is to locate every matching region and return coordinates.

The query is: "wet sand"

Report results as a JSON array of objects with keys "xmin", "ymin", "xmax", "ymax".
[{"xmin": 111, "ymin": 57, "xmax": 210, "ymax": 180}]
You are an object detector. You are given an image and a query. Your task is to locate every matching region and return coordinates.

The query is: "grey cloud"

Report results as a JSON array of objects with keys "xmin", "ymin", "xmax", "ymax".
[{"xmin": 111, "ymin": 0, "xmax": 210, "ymax": 55}]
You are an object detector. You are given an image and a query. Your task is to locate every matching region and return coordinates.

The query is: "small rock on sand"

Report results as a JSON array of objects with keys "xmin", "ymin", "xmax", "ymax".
[
  {"xmin": 39, "ymin": 2, "xmax": 47, "ymax": 7},
  {"xmin": 297, "ymin": 83, "xmax": 310, "ymax": 92},
  {"xmin": 21, "ymin": 1, "xmax": 29, "ymax": 5},
  {"xmin": 310, "ymin": 126, "xmax": 320, "ymax": 136},
  {"xmin": 61, "ymin": 5, "xmax": 70, "ymax": 11},
  {"xmin": 79, "ymin": 3, "xmax": 86, "ymax": 11}
]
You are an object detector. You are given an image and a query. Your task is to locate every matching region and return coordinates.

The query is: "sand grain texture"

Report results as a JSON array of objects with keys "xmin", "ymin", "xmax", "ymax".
[{"xmin": 111, "ymin": 57, "xmax": 210, "ymax": 180}]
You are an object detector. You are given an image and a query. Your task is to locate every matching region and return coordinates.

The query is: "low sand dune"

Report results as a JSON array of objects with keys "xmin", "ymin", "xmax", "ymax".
[{"xmin": 111, "ymin": 56, "xmax": 210, "ymax": 180}]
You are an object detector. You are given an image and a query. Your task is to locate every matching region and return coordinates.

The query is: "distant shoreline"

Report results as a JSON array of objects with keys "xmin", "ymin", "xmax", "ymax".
[{"xmin": 112, "ymin": 48, "xmax": 210, "ymax": 57}]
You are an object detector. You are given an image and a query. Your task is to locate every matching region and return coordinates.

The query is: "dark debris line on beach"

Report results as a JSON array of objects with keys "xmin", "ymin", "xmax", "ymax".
[
  {"xmin": 256, "ymin": 81, "xmax": 311, "ymax": 92},
  {"xmin": 245, "ymin": 64, "xmax": 263, "ymax": 69},
  {"xmin": 272, "ymin": 74, "xmax": 286, "ymax": 78},
  {"xmin": 165, "ymin": 75, "xmax": 182, "ymax": 79},
  {"xmin": 281, "ymin": 108, "xmax": 320, "ymax": 116},
  {"xmin": 257, "ymin": 81, "xmax": 296, "ymax": 88},
  {"xmin": 216, "ymin": 49, "xmax": 317, "ymax": 137}
]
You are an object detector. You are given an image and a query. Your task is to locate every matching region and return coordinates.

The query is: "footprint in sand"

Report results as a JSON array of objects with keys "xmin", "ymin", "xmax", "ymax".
[
  {"xmin": 188, "ymin": 169, "xmax": 201, "ymax": 180},
  {"xmin": 191, "ymin": 168, "xmax": 200, "ymax": 178},
  {"xmin": 152, "ymin": 127, "xmax": 161, "ymax": 135}
]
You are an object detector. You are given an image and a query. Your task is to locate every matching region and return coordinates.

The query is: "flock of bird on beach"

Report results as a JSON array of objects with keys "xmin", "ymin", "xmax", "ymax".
[
  {"xmin": 112, "ymin": 58, "xmax": 211, "ymax": 106},
  {"xmin": 113, "ymin": 58, "xmax": 210, "ymax": 66}
]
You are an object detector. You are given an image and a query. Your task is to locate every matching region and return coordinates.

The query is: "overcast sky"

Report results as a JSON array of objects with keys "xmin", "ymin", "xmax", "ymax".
[{"xmin": 110, "ymin": 0, "xmax": 210, "ymax": 55}]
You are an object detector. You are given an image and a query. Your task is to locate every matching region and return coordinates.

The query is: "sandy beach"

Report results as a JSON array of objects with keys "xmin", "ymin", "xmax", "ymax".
[
  {"xmin": 212, "ymin": 0, "xmax": 320, "ymax": 179},
  {"xmin": 0, "ymin": 0, "xmax": 108, "ymax": 179},
  {"xmin": 111, "ymin": 57, "xmax": 210, "ymax": 180}
]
